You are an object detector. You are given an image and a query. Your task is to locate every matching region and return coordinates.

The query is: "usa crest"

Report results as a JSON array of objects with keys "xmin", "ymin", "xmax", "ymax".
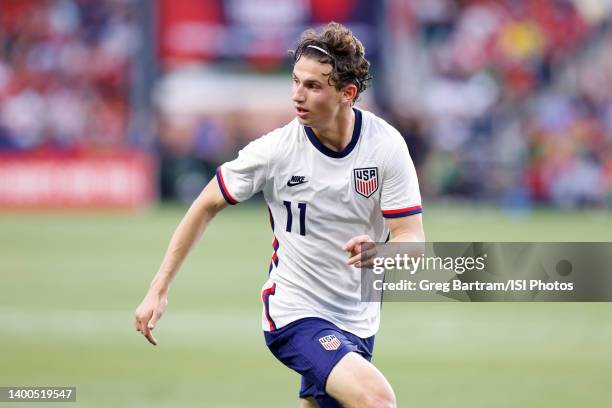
[
  {"xmin": 354, "ymin": 167, "xmax": 378, "ymax": 198},
  {"xmin": 318, "ymin": 334, "xmax": 342, "ymax": 351}
]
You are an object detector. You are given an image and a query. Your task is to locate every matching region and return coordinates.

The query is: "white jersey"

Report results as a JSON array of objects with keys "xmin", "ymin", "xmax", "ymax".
[{"xmin": 216, "ymin": 108, "xmax": 421, "ymax": 338}]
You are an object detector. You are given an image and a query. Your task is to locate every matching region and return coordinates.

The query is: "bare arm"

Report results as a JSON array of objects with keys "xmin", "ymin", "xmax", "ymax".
[
  {"xmin": 387, "ymin": 213, "xmax": 424, "ymax": 243},
  {"xmin": 134, "ymin": 178, "xmax": 228, "ymax": 345}
]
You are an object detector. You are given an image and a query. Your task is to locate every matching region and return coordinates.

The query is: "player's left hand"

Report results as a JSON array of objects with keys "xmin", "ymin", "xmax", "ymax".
[{"xmin": 343, "ymin": 235, "xmax": 377, "ymax": 268}]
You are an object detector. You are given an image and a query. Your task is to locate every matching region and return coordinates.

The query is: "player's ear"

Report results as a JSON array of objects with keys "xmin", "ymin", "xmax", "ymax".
[{"xmin": 342, "ymin": 83, "xmax": 358, "ymax": 104}]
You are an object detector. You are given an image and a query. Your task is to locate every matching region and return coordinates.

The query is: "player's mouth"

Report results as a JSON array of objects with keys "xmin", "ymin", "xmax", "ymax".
[{"xmin": 295, "ymin": 106, "xmax": 309, "ymax": 118}]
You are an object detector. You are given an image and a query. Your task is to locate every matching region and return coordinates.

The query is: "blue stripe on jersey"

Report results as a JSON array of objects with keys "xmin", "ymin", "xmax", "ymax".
[
  {"xmin": 304, "ymin": 108, "xmax": 362, "ymax": 158},
  {"xmin": 382, "ymin": 207, "xmax": 423, "ymax": 218}
]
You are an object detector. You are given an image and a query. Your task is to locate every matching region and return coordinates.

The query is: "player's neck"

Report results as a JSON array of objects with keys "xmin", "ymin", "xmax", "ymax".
[{"xmin": 311, "ymin": 107, "xmax": 355, "ymax": 153}]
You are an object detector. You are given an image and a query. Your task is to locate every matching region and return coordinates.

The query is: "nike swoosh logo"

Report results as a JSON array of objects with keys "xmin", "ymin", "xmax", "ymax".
[{"xmin": 287, "ymin": 180, "xmax": 308, "ymax": 187}]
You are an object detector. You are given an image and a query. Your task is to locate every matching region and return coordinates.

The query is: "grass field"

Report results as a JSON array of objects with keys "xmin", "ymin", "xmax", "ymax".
[{"xmin": 1, "ymin": 202, "xmax": 612, "ymax": 407}]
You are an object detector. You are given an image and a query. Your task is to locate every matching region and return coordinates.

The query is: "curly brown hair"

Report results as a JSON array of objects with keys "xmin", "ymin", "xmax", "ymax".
[{"xmin": 291, "ymin": 22, "xmax": 372, "ymax": 103}]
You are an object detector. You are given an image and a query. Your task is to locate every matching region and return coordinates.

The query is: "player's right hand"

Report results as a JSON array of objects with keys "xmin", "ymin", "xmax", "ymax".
[
  {"xmin": 134, "ymin": 291, "xmax": 168, "ymax": 346},
  {"xmin": 343, "ymin": 235, "xmax": 377, "ymax": 268}
]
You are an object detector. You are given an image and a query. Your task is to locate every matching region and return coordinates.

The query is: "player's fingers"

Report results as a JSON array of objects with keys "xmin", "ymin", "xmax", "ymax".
[
  {"xmin": 357, "ymin": 242, "xmax": 376, "ymax": 257},
  {"xmin": 345, "ymin": 239, "xmax": 368, "ymax": 256},
  {"xmin": 347, "ymin": 252, "xmax": 362, "ymax": 266},
  {"xmin": 136, "ymin": 310, "xmax": 152, "ymax": 334},
  {"xmin": 355, "ymin": 258, "xmax": 375, "ymax": 268},
  {"xmin": 360, "ymin": 247, "xmax": 378, "ymax": 263},
  {"xmin": 347, "ymin": 246, "xmax": 378, "ymax": 267},
  {"xmin": 350, "ymin": 245, "xmax": 363, "ymax": 257},
  {"xmin": 139, "ymin": 319, "xmax": 148, "ymax": 336},
  {"xmin": 342, "ymin": 235, "xmax": 370, "ymax": 251},
  {"xmin": 342, "ymin": 235, "xmax": 369, "ymax": 251},
  {"xmin": 144, "ymin": 329, "xmax": 158, "ymax": 346},
  {"xmin": 363, "ymin": 245, "xmax": 378, "ymax": 258},
  {"xmin": 346, "ymin": 239, "xmax": 375, "ymax": 258},
  {"xmin": 135, "ymin": 312, "xmax": 147, "ymax": 332},
  {"xmin": 148, "ymin": 311, "xmax": 162, "ymax": 330},
  {"xmin": 141, "ymin": 322, "xmax": 153, "ymax": 343},
  {"xmin": 361, "ymin": 241, "xmax": 376, "ymax": 251}
]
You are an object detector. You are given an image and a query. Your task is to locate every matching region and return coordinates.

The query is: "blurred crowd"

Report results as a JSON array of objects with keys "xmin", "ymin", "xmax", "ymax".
[
  {"xmin": 385, "ymin": 0, "xmax": 612, "ymax": 208},
  {"xmin": 0, "ymin": 0, "xmax": 610, "ymax": 208},
  {"xmin": 0, "ymin": 0, "xmax": 137, "ymax": 150}
]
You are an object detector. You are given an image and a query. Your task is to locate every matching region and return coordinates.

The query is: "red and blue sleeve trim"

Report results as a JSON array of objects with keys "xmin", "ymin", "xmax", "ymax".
[
  {"xmin": 382, "ymin": 205, "xmax": 422, "ymax": 218},
  {"xmin": 216, "ymin": 167, "xmax": 239, "ymax": 205}
]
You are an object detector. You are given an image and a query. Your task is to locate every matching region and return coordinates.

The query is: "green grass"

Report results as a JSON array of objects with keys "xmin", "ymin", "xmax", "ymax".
[{"xmin": 1, "ymin": 202, "xmax": 611, "ymax": 407}]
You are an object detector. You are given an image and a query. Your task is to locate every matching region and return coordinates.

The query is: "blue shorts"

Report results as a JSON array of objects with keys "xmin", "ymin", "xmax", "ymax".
[{"xmin": 264, "ymin": 317, "xmax": 375, "ymax": 408}]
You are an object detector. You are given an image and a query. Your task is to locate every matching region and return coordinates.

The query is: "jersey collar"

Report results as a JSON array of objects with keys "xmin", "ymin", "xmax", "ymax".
[{"xmin": 304, "ymin": 108, "xmax": 362, "ymax": 159}]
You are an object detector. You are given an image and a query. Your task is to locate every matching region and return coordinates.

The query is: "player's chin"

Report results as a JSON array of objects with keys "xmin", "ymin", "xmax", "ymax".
[{"xmin": 295, "ymin": 115, "xmax": 311, "ymax": 125}]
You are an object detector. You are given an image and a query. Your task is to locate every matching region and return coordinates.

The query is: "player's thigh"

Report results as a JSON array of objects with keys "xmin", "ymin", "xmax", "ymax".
[
  {"xmin": 325, "ymin": 352, "xmax": 396, "ymax": 408},
  {"xmin": 299, "ymin": 397, "xmax": 319, "ymax": 408}
]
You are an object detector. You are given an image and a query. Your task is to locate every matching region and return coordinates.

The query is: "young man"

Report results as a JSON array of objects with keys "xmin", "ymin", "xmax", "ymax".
[{"xmin": 135, "ymin": 22, "xmax": 424, "ymax": 408}]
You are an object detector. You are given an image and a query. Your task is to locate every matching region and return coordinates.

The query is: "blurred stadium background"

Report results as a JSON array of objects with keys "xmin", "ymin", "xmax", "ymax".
[{"xmin": 1, "ymin": 0, "xmax": 611, "ymax": 407}]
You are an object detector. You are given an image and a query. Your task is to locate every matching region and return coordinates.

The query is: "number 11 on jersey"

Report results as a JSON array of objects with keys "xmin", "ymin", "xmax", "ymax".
[{"xmin": 283, "ymin": 201, "xmax": 307, "ymax": 236}]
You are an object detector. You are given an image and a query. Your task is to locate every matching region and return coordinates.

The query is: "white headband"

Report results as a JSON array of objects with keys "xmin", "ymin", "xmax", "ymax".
[{"xmin": 306, "ymin": 45, "xmax": 331, "ymax": 57}]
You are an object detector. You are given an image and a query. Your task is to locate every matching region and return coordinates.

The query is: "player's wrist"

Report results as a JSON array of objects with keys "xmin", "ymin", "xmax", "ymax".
[{"xmin": 149, "ymin": 276, "xmax": 170, "ymax": 296}]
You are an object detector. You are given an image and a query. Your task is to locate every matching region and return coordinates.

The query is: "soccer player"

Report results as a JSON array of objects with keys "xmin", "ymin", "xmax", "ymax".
[{"xmin": 135, "ymin": 22, "xmax": 424, "ymax": 408}]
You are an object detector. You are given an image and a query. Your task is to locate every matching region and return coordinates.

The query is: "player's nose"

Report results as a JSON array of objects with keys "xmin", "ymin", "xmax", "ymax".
[{"xmin": 292, "ymin": 85, "xmax": 305, "ymax": 103}]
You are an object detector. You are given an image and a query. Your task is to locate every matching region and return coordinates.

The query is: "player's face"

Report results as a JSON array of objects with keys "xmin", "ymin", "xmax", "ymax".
[{"xmin": 291, "ymin": 57, "xmax": 346, "ymax": 127}]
